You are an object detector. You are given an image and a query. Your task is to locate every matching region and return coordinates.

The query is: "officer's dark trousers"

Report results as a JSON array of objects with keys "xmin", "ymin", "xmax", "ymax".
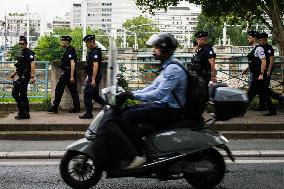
[
  {"xmin": 12, "ymin": 77, "xmax": 30, "ymax": 114},
  {"xmin": 258, "ymin": 73, "xmax": 282, "ymax": 107},
  {"xmin": 248, "ymin": 76, "xmax": 276, "ymax": 114},
  {"xmin": 53, "ymin": 72, "xmax": 80, "ymax": 109},
  {"xmin": 84, "ymin": 76, "xmax": 106, "ymax": 114},
  {"xmin": 200, "ymin": 74, "xmax": 210, "ymax": 102},
  {"xmin": 121, "ymin": 103, "xmax": 182, "ymax": 156}
]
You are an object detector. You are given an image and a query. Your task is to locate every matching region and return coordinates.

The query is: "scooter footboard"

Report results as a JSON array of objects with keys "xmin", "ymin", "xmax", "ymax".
[{"xmin": 66, "ymin": 138, "xmax": 96, "ymax": 160}]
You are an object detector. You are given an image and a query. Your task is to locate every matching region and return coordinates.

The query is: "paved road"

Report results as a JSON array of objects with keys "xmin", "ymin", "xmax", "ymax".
[{"xmin": 0, "ymin": 157, "xmax": 283, "ymax": 189}]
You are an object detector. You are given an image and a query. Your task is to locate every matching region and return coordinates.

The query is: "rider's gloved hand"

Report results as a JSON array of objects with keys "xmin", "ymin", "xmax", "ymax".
[{"xmin": 115, "ymin": 92, "xmax": 134, "ymax": 106}]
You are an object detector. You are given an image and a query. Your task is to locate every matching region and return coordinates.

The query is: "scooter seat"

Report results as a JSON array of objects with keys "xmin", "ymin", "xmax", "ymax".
[{"xmin": 139, "ymin": 118, "xmax": 204, "ymax": 136}]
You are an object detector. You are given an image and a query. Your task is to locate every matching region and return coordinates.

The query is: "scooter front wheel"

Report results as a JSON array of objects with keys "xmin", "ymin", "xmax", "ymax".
[
  {"xmin": 184, "ymin": 148, "xmax": 226, "ymax": 189},
  {"xmin": 60, "ymin": 151, "xmax": 102, "ymax": 189}
]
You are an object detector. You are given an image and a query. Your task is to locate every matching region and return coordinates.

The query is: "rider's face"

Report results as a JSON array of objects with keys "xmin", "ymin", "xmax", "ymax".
[{"xmin": 152, "ymin": 45, "xmax": 161, "ymax": 60}]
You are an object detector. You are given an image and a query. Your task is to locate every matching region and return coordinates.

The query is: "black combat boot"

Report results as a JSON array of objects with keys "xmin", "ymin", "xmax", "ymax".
[
  {"xmin": 68, "ymin": 108, "xmax": 80, "ymax": 113},
  {"xmin": 15, "ymin": 111, "xmax": 30, "ymax": 120},
  {"xmin": 79, "ymin": 113, "xmax": 93, "ymax": 119},
  {"xmin": 47, "ymin": 105, "xmax": 58, "ymax": 113}
]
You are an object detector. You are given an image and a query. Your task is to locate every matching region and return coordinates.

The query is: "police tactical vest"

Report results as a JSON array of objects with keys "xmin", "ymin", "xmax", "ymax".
[
  {"xmin": 262, "ymin": 44, "xmax": 273, "ymax": 70},
  {"xmin": 247, "ymin": 45, "xmax": 261, "ymax": 74},
  {"xmin": 15, "ymin": 48, "xmax": 34, "ymax": 77},
  {"xmin": 191, "ymin": 44, "xmax": 212, "ymax": 77},
  {"xmin": 84, "ymin": 47, "xmax": 102, "ymax": 75},
  {"xmin": 60, "ymin": 46, "xmax": 77, "ymax": 71}
]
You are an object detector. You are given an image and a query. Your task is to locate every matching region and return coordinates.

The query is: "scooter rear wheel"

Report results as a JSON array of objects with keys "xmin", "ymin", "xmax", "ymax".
[
  {"xmin": 60, "ymin": 151, "xmax": 102, "ymax": 189},
  {"xmin": 184, "ymin": 148, "xmax": 226, "ymax": 189}
]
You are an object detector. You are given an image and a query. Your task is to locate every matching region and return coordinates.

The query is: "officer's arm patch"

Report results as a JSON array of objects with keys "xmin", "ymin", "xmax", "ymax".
[
  {"xmin": 94, "ymin": 55, "xmax": 98, "ymax": 59},
  {"xmin": 68, "ymin": 54, "xmax": 72, "ymax": 58},
  {"xmin": 30, "ymin": 55, "xmax": 34, "ymax": 59}
]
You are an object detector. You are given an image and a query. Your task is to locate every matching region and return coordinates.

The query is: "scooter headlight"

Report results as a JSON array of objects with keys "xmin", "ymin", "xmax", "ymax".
[{"xmin": 85, "ymin": 129, "xmax": 96, "ymax": 140}]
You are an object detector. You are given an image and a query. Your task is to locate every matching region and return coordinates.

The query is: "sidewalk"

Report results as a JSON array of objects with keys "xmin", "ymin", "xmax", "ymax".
[{"xmin": 0, "ymin": 110, "xmax": 283, "ymax": 140}]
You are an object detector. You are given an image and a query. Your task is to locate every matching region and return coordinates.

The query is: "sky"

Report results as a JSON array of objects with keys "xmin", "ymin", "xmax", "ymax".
[{"xmin": 0, "ymin": 0, "xmax": 81, "ymax": 22}]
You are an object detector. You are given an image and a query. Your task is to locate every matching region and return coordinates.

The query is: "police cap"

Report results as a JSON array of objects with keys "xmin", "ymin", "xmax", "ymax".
[
  {"xmin": 248, "ymin": 30, "xmax": 260, "ymax": 38},
  {"xmin": 195, "ymin": 31, "xmax": 208, "ymax": 38},
  {"xmin": 60, "ymin": 35, "xmax": 72, "ymax": 42},
  {"xmin": 259, "ymin": 32, "xmax": 268, "ymax": 38},
  {"xmin": 83, "ymin": 35, "xmax": 96, "ymax": 42},
  {"xmin": 19, "ymin": 36, "xmax": 27, "ymax": 43}
]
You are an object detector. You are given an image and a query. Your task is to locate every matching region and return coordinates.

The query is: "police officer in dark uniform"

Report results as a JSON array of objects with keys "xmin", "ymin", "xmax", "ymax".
[
  {"xmin": 244, "ymin": 30, "xmax": 276, "ymax": 116},
  {"xmin": 257, "ymin": 32, "xmax": 284, "ymax": 110},
  {"xmin": 191, "ymin": 31, "xmax": 217, "ymax": 86},
  {"xmin": 10, "ymin": 36, "xmax": 36, "ymax": 119},
  {"xmin": 79, "ymin": 35, "xmax": 106, "ymax": 119},
  {"xmin": 48, "ymin": 36, "xmax": 80, "ymax": 113}
]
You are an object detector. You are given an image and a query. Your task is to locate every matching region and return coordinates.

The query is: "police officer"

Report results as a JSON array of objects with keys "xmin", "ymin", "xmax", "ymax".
[
  {"xmin": 48, "ymin": 36, "xmax": 80, "ymax": 113},
  {"xmin": 10, "ymin": 36, "xmax": 36, "ymax": 119},
  {"xmin": 243, "ymin": 30, "xmax": 276, "ymax": 116},
  {"xmin": 191, "ymin": 31, "xmax": 217, "ymax": 86},
  {"xmin": 257, "ymin": 32, "xmax": 284, "ymax": 110},
  {"xmin": 79, "ymin": 35, "xmax": 106, "ymax": 119}
]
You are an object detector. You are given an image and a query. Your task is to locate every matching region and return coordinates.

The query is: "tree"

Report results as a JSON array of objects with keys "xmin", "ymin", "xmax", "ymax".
[
  {"xmin": 30, "ymin": 26, "xmax": 40, "ymax": 37},
  {"xmin": 34, "ymin": 27, "xmax": 109, "ymax": 61},
  {"xmin": 118, "ymin": 16, "xmax": 160, "ymax": 49},
  {"xmin": 194, "ymin": 13, "xmax": 223, "ymax": 46},
  {"xmin": 34, "ymin": 35, "xmax": 62, "ymax": 61},
  {"xmin": 194, "ymin": 13, "xmax": 249, "ymax": 46},
  {"xmin": 135, "ymin": 0, "xmax": 284, "ymax": 55},
  {"xmin": 7, "ymin": 44, "xmax": 21, "ymax": 61},
  {"xmin": 227, "ymin": 27, "xmax": 248, "ymax": 46}
]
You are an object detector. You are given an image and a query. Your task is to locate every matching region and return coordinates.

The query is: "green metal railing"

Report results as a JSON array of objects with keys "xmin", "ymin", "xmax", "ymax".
[
  {"xmin": 0, "ymin": 61, "xmax": 49, "ymax": 99},
  {"xmin": 118, "ymin": 55, "xmax": 284, "ymax": 91}
]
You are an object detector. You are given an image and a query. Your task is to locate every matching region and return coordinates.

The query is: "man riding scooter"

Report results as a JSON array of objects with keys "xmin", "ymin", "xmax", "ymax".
[{"xmin": 120, "ymin": 33, "xmax": 188, "ymax": 169}]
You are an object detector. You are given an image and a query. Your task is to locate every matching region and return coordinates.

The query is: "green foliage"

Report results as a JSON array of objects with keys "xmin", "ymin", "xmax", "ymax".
[
  {"xmin": 34, "ymin": 27, "xmax": 109, "ymax": 62},
  {"xmin": 7, "ymin": 44, "xmax": 21, "ymax": 61},
  {"xmin": 118, "ymin": 66, "xmax": 130, "ymax": 91},
  {"xmin": 122, "ymin": 99, "xmax": 142, "ymax": 109},
  {"xmin": 194, "ymin": 13, "xmax": 223, "ymax": 46},
  {"xmin": 41, "ymin": 97, "xmax": 51, "ymax": 111},
  {"xmin": 34, "ymin": 35, "xmax": 62, "ymax": 61},
  {"xmin": 118, "ymin": 16, "xmax": 160, "ymax": 49},
  {"xmin": 135, "ymin": 0, "xmax": 284, "ymax": 53},
  {"xmin": 194, "ymin": 13, "xmax": 249, "ymax": 46}
]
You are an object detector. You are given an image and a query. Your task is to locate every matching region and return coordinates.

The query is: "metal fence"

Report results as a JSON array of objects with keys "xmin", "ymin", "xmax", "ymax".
[
  {"xmin": 117, "ymin": 54, "xmax": 284, "ymax": 91},
  {"xmin": 0, "ymin": 54, "xmax": 283, "ymax": 99},
  {"xmin": 0, "ymin": 61, "xmax": 49, "ymax": 99}
]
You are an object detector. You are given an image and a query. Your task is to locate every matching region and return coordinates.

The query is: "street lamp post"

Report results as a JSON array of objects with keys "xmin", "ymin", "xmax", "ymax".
[
  {"xmin": 3, "ymin": 13, "xmax": 7, "ymax": 61},
  {"xmin": 81, "ymin": 0, "xmax": 87, "ymax": 61},
  {"xmin": 27, "ymin": 5, "xmax": 30, "ymax": 47}
]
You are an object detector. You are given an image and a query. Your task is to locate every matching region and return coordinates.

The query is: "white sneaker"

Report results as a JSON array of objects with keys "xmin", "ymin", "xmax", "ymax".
[{"xmin": 125, "ymin": 156, "xmax": 146, "ymax": 169}]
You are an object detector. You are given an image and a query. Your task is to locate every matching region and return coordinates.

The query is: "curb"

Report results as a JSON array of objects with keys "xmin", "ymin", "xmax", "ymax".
[
  {"xmin": 1, "ymin": 131, "xmax": 284, "ymax": 140},
  {"xmin": 0, "ymin": 150, "xmax": 284, "ymax": 159}
]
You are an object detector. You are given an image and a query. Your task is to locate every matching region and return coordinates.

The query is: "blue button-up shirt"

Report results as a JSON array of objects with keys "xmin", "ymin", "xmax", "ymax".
[{"xmin": 133, "ymin": 55, "xmax": 188, "ymax": 108}]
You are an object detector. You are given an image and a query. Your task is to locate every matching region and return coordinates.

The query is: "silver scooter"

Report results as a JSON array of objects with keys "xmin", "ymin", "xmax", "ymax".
[
  {"xmin": 60, "ymin": 37, "xmax": 248, "ymax": 189},
  {"xmin": 59, "ymin": 83, "xmax": 248, "ymax": 189}
]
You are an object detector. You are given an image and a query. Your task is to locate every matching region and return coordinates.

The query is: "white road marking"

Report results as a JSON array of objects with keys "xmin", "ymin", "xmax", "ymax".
[
  {"xmin": 0, "ymin": 159, "xmax": 284, "ymax": 166},
  {"xmin": 226, "ymin": 159, "xmax": 284, "ymax": 164}
]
